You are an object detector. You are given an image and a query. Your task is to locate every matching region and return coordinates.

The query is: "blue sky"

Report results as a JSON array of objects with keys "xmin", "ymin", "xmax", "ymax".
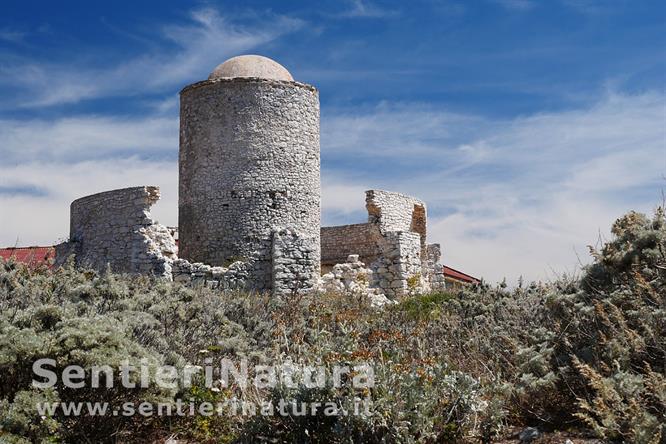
[{"xmin": 0, "ymin": 0, "xmax": 664, "ymax": 283}]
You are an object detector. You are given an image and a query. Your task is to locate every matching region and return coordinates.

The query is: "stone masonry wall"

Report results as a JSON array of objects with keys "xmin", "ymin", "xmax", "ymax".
[
  {"xmin": 320, "ymin": 223, "xmax": 383, "ymax": 270},
  {"xmin": 171, "ymin": 258, "xmax": 250, "ymax": 290},
  {"xmin": 318, "ymin": 254, "xmax": 392, "ymax": 307},
  {"xmin": 179, "ymin": 77, "xmax": 320, "ymax": 291},
  {"xmin": 321, "ymin": 189, "xmax": 443, "ymax": 299},
  {"xmin": 55, "ymin": 186, "xmax": 177, "ymax": 277},
  {"xmin": 271, "ymin": 229, "xmax": 319, "ymax": 296},
  {"xmin": 366, "ymin": 189, "xmax": 427, "ymax": 253},
  {"xmin": 371, "ymin": 231, "xmax": 423, "ymax": 298},
  {"xmin": 424, "ymin": 243, "xmax": 446, "ymax": 292}
]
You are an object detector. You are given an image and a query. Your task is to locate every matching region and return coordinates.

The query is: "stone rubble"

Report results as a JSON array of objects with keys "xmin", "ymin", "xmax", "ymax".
[
  {"xmin": 171, "ymin": 258, "xmax": 249, "ymax": 290},
  {"xmin": 318, "ymin": 255, "xmax": 394, "ymax": 307}
]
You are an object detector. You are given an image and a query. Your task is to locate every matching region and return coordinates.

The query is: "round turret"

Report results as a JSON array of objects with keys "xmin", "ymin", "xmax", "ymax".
[{"xmin": 178, "ymin": 55, "xmax": 320, "ymax": 291}]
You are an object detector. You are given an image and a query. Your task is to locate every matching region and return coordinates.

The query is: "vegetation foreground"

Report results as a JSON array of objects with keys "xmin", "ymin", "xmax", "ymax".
[{"xmin": 0, "ymin": 208, "xmax": 664, "ymax": 443}]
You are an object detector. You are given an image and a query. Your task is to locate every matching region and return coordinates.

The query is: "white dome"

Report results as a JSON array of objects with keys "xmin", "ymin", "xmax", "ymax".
[{"xmin": 208, "ymin": 55, "xmax": 293, "ymax": 81}]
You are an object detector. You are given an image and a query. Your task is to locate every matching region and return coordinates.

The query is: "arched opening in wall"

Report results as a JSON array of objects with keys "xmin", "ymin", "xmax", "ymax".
[{"xmin": 410, "ymin": 204, "xmax": 427, "ymax": 256}]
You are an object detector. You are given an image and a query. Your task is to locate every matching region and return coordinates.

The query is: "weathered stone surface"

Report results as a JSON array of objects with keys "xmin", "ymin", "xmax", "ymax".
[
  {"xmin": 318, "ymin": 255, "xmax": 393, "ymax": 307},
  {"xmin": 272, "ymin": 228, "xmax": 319, "ymax": 296},
  {"xmin": 321, "ymin": 223, "xmax": 383, "ymax": 271},
  {"xmin": 366, "ymin": 189, "xmax": 427, "ymax": 248},
  {"xmin": 208, "ymin": 55, "xmax": 293, "ymax": 81},
  {"xmin": 320, "ymin": 189, "xmax": 443, "ymax": 299},
  {"xmin": 424, "ymin": 243, "xmax": 446, "ymax": 292},
  {"xmin": 179, "ymin": 72, "xmax": 320, "ymax": 291},
  {"xmin": 171, "ymin": 257, "xmax": 250, "ymax": 290},
  {"xmin": 55, "ymin": 186, "xmax": 176, "ymax": 278}
]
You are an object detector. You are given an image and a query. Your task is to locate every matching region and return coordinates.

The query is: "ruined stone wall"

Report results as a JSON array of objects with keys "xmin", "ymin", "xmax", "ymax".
[
  {"xmin": 366, "ymin": 190, "xmax": 427, "ymax": 254},
  {"xmin": 171, "ymin": 258, "xmax": 250, "ymax": 290},
  {"xmin": 320, "ymin": 189, "xmax": 442, "ymax": 299},
  {"xmin": 271, "ymin": 229, "xmax": 319, "ymax": 296},
  {"xmin": 371, "ymin": 231, "xmax": 423, "ymax": 298},
  {"xmin": 318, "ymin": 254, "xmax": 392, "ymax": 307},
  {"xmin": 424, "ymin": 243, "xmax": 446, "ymax": 292},
  {"xmin": 179, "ymin": 77, "xmax": 320, "ymax": 291},
  {"xmin": 55, "ymin": 186, "xmax": 176, "ymax": 277},
  {"xmin": 320, "ymin": 223, "xmax": 383, "ymax": 270}
]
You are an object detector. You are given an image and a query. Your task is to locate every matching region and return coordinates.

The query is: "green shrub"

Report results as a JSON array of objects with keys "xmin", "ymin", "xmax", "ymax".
[{"xmin": 0, "ymin": 205, "xmax": 663, "ymax": 443}]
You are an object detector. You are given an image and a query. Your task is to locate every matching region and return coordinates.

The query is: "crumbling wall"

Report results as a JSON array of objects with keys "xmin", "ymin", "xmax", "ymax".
[
  {"xmin": 55, "ymin": 186, "xmax": 177, "ymax": 277},
  {"xmin": 320, "ymin": 223, "xmax": 383, "ymax": 272},
  {"xmin": 272, "ymin": 229, "xmax": 319, "ymax": 296},
  {"xmin": 366, "ymin": 190, "xmax": 427, "ymax": 252},
  {"xmin": 171, "ymin": 258, "xmax": 250, "ymax": 290},
  {"xmin": 318, "ymin": 254, "xmax": 392, "ymax": 307},
  {"xmin": 320, "ymin": 189, "xmax": 442, "ymax": 299},
  {"xmin": 371, "ymin": 231, "xmax": 424, "ymax": 298}
]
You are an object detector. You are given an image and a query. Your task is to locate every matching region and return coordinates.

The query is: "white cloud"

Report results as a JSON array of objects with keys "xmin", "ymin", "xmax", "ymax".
[
  {"xmin": 0, "ymin": 111, "xmax": 180, "ymax": 247},
  {"xmin": 335, "ymin": 0, "xmax": 399, "ymax": 18},
  {"xmin": 0, "ymin": 28, "xmax": 27, "ymax": 43},
  {"xmin": 321, "ymin": 91, "xmax": 665, "ymax": 284},
  {"xmin": 322, "ymin": 102, "xmax": 489, "ymax": 160},
  {"xmin": 0, "ymin": 159, "xmax": 177, "ymax": 247},
  {"xmin": 560, "ymin": 0, "xmax": 614, "ymax": 15},
  {"xmin": 0, "ymin": 8, "xmax": 304, "ymax": 107},
  {"xmin": 0, "ymin": 116, "xmax": 177, "ymax": 162},
  {"xmin": 321, "ymin": 179, "xmax": 369, "ymax": 225}
]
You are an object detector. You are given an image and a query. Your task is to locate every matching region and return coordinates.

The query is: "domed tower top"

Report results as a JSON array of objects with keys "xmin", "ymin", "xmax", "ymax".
[{"xmin": 208, "ymin": 55, "xmax": 294, "ymax": 81}]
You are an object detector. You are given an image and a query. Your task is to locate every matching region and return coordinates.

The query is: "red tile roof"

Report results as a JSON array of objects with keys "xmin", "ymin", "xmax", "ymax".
[
  {"xmin": 1, "ymin": 243, "xmax": 480, "ymax": 284},
  {"xmin": 0, "ymin": 246, "xmax": 55, "ymax": 267},
  {"xmin": 443, "ymin": 265, "xmax": 479, "ymax": 284}
]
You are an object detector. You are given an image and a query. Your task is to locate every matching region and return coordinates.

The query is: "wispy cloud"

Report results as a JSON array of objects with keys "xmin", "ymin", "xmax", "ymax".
[
  {"xmin": 0, "ymin": 116, "xmax": 178, "ymax": 163},
  {"xmin": 560, "ymin": 0, "xmax": 615, "ymax": 15},
  {"xmin": 0, "ymin": 184, "xmax": 49, "ymax": 197},
  {"xmin": 0, "ymin": 8, "xmax": 304, "ymax": 107},
  {"xmin": 0, "ymin": 159, "xmax": 177, "ymax": 246},
  {"xmin": 0, "ymin": 28, "xmax": 27, "ymax": 43},
  {"xmin": 322, "ymin": 102, "xmax": 489, "ymax": 161},
  {"xmin": 334, "ymin": 0, "xmax": 400, "ymax": 18},
  {"xmin": 321, "ymin": 91, "xmax": 665, "ymax": 283}
]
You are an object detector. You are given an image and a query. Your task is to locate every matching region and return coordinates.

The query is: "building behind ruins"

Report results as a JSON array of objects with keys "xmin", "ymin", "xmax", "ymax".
[{"xmin": 53, "ymin": 55, "xmax": 449, "ymax": 300}]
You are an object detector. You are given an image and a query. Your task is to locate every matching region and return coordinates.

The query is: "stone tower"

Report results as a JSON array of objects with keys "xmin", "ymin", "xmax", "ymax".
[{"xmin": 178, "ymin": 55, "xmax": 321, "ymax": 291}]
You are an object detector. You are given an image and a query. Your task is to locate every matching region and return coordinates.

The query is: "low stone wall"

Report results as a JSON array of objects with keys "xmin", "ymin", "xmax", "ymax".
[
  {"xmin": 318, "ymin": 254, "xmax": 392, "ymax": 307},
  {"xmin": 171, "ymin": 258, "xmax": 250, "ymax": 290},
  {"xmin": 55, "ymin": 186, "xmax": 176, "ymax": 277},
  {"xmin": 320, "ymin": 223, "xmax": 383, "ymax": 269}
]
